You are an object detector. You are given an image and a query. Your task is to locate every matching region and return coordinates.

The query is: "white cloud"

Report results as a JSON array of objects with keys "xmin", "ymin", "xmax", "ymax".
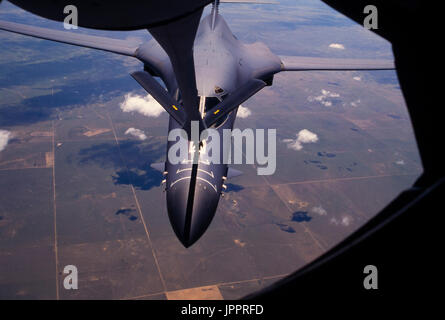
[
  {"xmin": 329, "ymin": 43, "xmax": 345, "ymax": 50},
  {"xmin": 341, "ymin": 216, "xmax": 352, "ymax": 226},
  {"xmin": 350, "ymin": 99, "xmax": 361, "ymax": 107},
  {"xmin": 330, "ymin": 215, "xmax": 353, "ymax": 227},
  {"xmin": 308, "ymin": 89, "xmax": 340, "ymax": 107},
  {"xmin": 284, "ymin": 129, "xmax": 319, "ymax": 151},
  {"xmin": 0, "ymin": 130, "xmax": 12, "ymax": 152},
  {"xmin": 237, "ymin": 105, "xmax": 251, "ymax": 118},
  {"xmin": 120, "ymin": 93, "xmax": 165, "ymax": 117},
  {"xmin": 297, "ymin": 129, "xmax": 319, "ymax": 144},
  {"xmin": 125, "ymin": 128, "xmax": 147, "ymax": 141},
  {"xmin": 311, "ymin": 206, "xmax": 327, "ymax": 216},
  {"xmin": 321, "ymin": 89, "xmax": 340, "ymax": 98},
  {"xmin": 286, "ymin": 140, "xmax": 304, "ymax": 151},
  {"xmin": 321, "ymin": 100, "xmax": 332, "ymax": 107},
  {"xmin": 353, "ymin": 76, "xmax": 361, "ymax": 81}
]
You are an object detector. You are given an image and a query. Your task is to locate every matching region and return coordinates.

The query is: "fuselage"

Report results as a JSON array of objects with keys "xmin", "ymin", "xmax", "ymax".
[{"xmin": 139, "ymin": 12, "xmax": 281, "ymax": 247}]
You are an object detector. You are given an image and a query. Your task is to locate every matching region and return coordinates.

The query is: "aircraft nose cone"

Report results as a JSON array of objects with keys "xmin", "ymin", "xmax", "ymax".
[{"xmin": 166, "ymin": 174, "xmax": 220, "ymax": 248}]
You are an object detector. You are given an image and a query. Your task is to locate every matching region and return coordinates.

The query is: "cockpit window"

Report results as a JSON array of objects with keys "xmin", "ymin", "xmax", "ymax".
[{"xmin": 214, "ymin": 86, "xmax": 224, "ymax": 94}]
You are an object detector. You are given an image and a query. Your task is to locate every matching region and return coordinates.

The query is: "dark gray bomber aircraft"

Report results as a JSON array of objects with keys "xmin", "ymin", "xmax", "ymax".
[{"xmin": 0, "ymin": 0, "xmax": 394, "ymax": 247}]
